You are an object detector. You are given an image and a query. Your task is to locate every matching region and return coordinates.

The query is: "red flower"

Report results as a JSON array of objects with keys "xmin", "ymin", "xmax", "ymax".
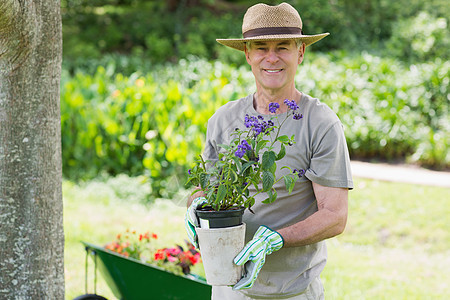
[
  {"xmin": 190, "ymin": 253, "xmax": 201, "ymax": 265},
  {"xmin": 105, "ymin": 242, "xmax": 116, "ymax": 251},
  {"xmin": 154, "ymin": 249, "xmax": 166, "ymax": 261}
]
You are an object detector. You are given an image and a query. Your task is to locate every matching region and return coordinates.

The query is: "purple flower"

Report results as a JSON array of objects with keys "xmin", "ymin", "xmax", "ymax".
[
  {"xmin": 293, "ymin": 113, "xmax": 303, "ymax": 120},
  {"xmin": 244, "ymin": 114, "xmax": 274, "ymax": 137},
  {"xmin": 268, "ymin": 102, "xmax": 280, "ymax": 113},
  {"xmin": 188, "ymin": 169, "xmax": 192, "ymax": 175},
  {"xmin": 235, "ymin": 140, "xmax": 252, "ymax": 158},
  {"xmin": 235, "ymin": 148, "xmax": 245, "ymax": 158},
  {"xmin": 244, "ymin": 114, "xmax": 258, "ymax": 128},
  {"xmin": 240, "ymin": 140, "xmax": 252, "ymax": 151},
  {"xmin": 284, "ymin": 99, "xmax": 299, "ymax": 111},
  {"xmin": 293, "ymin": 169, "xmax": 306, "ymax": 178}
]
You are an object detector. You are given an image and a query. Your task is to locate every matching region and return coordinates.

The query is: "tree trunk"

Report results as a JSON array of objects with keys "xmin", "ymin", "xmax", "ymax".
[{"xmin": 0, "ymin": 0, "xmax": 64, "ymax": 299}]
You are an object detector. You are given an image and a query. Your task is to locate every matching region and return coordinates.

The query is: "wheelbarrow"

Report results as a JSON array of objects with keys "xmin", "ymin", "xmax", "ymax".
[{"xmin": 74, "ymin": 242, "xmax": 212, "ymax": 300}]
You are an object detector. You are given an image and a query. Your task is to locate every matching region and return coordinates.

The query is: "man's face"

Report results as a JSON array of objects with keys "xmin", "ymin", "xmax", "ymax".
[{"xmin": 245, "ymin": 40, "xmax": 305, "ymax": 93}]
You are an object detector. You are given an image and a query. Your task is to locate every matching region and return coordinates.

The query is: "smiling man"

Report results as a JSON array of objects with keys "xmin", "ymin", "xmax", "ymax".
[{"xmin": 185, "ymin": 3, "xmax": 353, "ymax": 299}]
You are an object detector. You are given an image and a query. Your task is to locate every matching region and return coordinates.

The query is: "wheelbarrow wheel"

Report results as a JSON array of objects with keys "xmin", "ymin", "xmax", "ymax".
[{"xmin": 73, "ymin": 294, "xmax": 108, "ymax": 300}]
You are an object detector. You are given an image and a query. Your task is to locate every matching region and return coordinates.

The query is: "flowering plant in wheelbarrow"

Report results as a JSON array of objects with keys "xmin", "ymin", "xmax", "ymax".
[
  {"xmin": 104, "ymin": 229, "xmax": 201, "ymax": 276},
  {"xmin": 186, "ymin": 99, "xmax": 305, "ymax": 213}
]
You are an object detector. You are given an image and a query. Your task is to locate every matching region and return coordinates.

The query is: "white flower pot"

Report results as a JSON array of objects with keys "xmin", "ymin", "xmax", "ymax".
[{"xmin": 196, "ymin": 223, "xmax": 246, "ymax": 286}]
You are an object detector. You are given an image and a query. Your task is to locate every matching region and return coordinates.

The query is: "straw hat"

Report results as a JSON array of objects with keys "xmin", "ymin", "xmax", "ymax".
[{"xmin": 216, "ymin": 2, "xmax": 329, "ymax": 51}]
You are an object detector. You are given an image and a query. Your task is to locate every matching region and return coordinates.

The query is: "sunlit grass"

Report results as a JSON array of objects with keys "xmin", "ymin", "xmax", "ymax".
[{"xmin": 64, "ymin": 176, "xmax": 450, "ymax": 299}]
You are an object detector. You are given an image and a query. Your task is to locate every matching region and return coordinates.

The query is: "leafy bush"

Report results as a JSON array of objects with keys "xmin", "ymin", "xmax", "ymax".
[
  {"xmin": 385, "ymin": 11, "xmax": 449, "ymax": 62},
  {"xmin": 61, "ymin": 58, "xmax": 252, "ymax": 198},
  {"xmin": 61, "ymin": 55, "xmax": 449, "ymax": 200},
  {"xmin": 298, "ymin": 52, "xmax": 449, "ymax": 168}
]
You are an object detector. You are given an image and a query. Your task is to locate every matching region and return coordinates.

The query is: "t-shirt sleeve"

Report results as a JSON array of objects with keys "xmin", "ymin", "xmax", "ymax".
[
  {"xmin": 202, "ymin": 118, "xmax": 219, "ymax": 163},
  {"xmin": 305, "ymin": 121, "xmax": 353, "ymax": 189}
]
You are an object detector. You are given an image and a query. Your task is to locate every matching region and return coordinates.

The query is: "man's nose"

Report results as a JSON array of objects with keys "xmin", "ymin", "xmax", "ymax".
[{"xmin": 266, "ymin": 49, "xmax": 279, "ymax": 63}]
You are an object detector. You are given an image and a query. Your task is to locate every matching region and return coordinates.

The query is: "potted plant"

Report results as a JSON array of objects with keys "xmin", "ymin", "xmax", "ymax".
[{"xmin": 186, "ymin": 100, "xmax": 304, "ymax": 285}]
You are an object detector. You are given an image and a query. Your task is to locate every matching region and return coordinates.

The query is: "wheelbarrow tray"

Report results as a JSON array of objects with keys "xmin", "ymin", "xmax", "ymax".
[{"xmin": 82, "ymin": 242, "xmax": 211, "ymax": 300}]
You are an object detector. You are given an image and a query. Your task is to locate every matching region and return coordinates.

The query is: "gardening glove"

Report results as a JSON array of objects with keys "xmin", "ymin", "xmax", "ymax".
[
  {"xmin": 233, "ymin": 225, "xmax": 284, "ymax": 290},
  {"xmin": 185, "ymin": 196, "xmax": 207, "ymax": 249}
]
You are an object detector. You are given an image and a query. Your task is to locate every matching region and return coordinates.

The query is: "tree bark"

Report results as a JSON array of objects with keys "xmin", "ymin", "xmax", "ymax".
[{"xmin": 0, "ymin": 0, "xmax": 64, "ymax": 299}]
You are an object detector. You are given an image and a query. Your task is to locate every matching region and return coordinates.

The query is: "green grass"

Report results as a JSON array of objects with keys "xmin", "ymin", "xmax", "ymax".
[{"xmin": 64, "ymin": 177, "xmax": 450, "ymax": 299}]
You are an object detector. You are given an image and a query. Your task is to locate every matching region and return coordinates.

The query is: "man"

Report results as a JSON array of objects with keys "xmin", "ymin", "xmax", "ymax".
[{"xmin": 186, "ymin": 3, "xmax": 353, "ymax": 299}]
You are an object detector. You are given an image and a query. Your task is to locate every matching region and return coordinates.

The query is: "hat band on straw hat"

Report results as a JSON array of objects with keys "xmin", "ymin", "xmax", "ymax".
[
  {"xmin": 243, "ymin": 27, "xmax": 303, "ymax": 38},
  {"xmin": 216, "ymin": 3, "xmax": 330, "ymax": 51}
]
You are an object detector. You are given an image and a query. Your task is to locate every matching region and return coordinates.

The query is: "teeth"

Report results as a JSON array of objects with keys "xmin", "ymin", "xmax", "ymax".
[{"xmin": 266, "ymin": 69, "xmax": 282, "ymax": 73}]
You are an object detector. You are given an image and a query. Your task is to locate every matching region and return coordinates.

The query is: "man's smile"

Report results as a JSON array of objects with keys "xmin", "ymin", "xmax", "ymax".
[{"xmin": 263, "ymin": 68, "xmax": 283, "ymax": 73}]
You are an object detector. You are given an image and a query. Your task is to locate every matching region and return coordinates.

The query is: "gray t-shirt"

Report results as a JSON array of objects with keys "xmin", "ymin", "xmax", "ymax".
[{"xmin": 204, "ymin": 93, "xmax": 353, "ymax": 298}]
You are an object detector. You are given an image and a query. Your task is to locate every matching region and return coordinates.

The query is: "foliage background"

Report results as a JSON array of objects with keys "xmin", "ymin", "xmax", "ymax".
[{"xmin": 61, "ymin": 0, "xmax": 449, "ymax": 199}]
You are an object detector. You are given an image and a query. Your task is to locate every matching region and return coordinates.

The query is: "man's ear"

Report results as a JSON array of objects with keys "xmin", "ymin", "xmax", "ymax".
[
  {"xmin": 244, "ymin": 44, "xmax": 251, "ymax": 64},
  {"xmin": 298, "ymin": 43, "xmax": 306, "ymax": 64}
]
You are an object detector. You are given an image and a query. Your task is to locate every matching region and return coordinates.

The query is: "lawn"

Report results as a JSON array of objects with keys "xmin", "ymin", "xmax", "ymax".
[{"xmin": 64, "ymin": 176, "xmax": 450, "ymax": 299}]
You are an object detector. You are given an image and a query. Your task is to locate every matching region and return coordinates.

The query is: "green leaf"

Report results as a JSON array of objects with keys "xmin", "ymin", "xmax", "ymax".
[
  {"xmin": 248, "ymin": 197, "xmax": 255, "ymax": 208},
  {"xmin": 262, "ymin": 151, "xmax": 276, "ymax": 170},
  {"xmin": 217, "ymin": 143, "xmax": 232, "ymax": 151},
  {"xmin": 270, "ymin": 161, "xmax": 277, "ymax": 174},
  {"xmin": 262, "ymin": 188, "xmax": 277, "ymax": 204},
  {"xmin": 199, "ymin": 173, "xmax": 210, "ymax": 189},
  {"xmin": 276, "ymin": 143, "xmax": 286, "ymax": 160},
  {"xmin": 216, "ymin": 184, "xmax": 226, "ymax": 204},
  {"xmin": 256, "ymin": 140, "xmax": 269, "ymax": 154},
  {"xmin": 284, "ymin": 175, "xmax": 295, "ymax": 194},
  {"xmin": 242, "ymin": 161, "xmax": 256, "ymax": 173},
  {"xmin": 262, "ymin": 171, "xmax": 275, "ymax": 192},
  {"xmin": 276, "ymin": 135, "xmax": 290, "ymax": 143},
  {"xmin": 252, "ymin": 180, "xmax": 260, "ymax": 192},
  {"xmin": 232, "ymin": 156, "xmax": 242, "ymax": 172},
  {"xmin": 208, "ymin": 190, "xmax": 216, "ymax": 207},
  {"xmin": 229, "ymin": 168, "xmax": 238, "ymax": 183},
  {"xmin": 270, "ymin": 188, "xmax": 278, "ymax": 203}
]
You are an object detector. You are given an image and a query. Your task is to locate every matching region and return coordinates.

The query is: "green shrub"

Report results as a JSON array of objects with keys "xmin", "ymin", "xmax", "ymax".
[
  {"xmin": 60, "ymin": 58, "xmax": 252, "ymax": 198},
  {"xmin": 298, "ymin": 52, "xmax": 449, "ymax": 167},
  {"xmin": 385, "ymin": 11, "xmax": 449, "ymax": 62}
]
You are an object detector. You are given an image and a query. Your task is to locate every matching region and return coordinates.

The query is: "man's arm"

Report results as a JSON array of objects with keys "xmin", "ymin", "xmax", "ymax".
[
  {"xmin": 277, "ymin": 182, "xmax": 348, "ymax": 247},
  {"xmin": 187, "ymin": 187, "xmax": 206, "ymax": 208}
]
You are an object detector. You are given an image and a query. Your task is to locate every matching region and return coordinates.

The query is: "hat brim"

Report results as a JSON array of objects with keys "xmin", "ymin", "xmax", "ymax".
[{"xmin": 216, "ymin": 33, "xmax": 330, "ymax": 51}]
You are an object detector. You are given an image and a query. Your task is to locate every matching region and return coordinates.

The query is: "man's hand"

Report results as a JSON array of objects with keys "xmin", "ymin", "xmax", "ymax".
[
  {"xmin": 233, "ymin": 226, "xmax": 284, "ymax": 290},
  {"xmin": 184, "ymin": 197, "xmax": 207, "ymax": 249}
]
